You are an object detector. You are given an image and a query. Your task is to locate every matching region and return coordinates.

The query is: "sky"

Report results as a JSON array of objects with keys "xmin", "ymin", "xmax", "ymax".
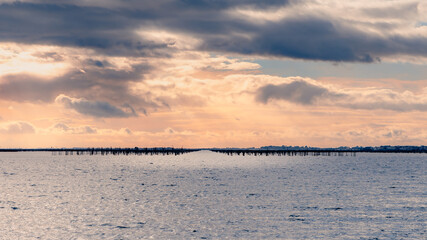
[{"xmin": 0, "ymin": 0, "xmax": 426, "ymax": 148}]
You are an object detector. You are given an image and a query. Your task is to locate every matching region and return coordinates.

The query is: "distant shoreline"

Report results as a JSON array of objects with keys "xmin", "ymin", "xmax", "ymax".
[{"xmin": 0, "ymin": 146, "xmax": 426, "ymax": 155}]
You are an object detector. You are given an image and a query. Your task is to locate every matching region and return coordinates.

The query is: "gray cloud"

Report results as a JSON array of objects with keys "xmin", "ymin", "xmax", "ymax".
[
  {"xmin": 123, "ymin": 128, "xmax": 132, "ymax": 135},
  {"xmin": 53, "ymin": 123, "xmax": 97, "ymax": 134},
  {"xmin": 156, "ymin": 94, "xmax": 207, "ymax": 108},
  {"xmin": 0, "ymin": 74, "xmax": 57, "ymax": 102},
  {"xmin": 195, "ymin": 15, "xmax": 427, "ymax": 62},
  {"xmin": 83, "ymin": 126, "xmax": 97, "ymax": 134},
  {"xmin": 55, "ymin": 94, "xmax": 137, "ymax": 118},
  {"xmin": 362, "ymin": 2, "xmax": 418, "ymax": 19},
  {"xmin": 0, "ymin": 121, "xmax": 36, "ymax": 134},
  {"xmin": 32, "ymin": 51, "xmax": 64, "ymax": 62},
  {"xmin": 1, "ymin": 1, "xmax": 427, "ymax": 62},
  {"xmin": 53, "ymin": 123, "xmax": 70, "ymax": 131},
  {"xmin": 383, "ymin": 129, "xmax": 405, "ymax": 138},
  {"xmin": 15, "ymin": 0, "xmax": 292, "ymax": 11},
  {"xmin": 0, "ymin": 2, "xmax": 171, "ymax": 57},
  {"xmin": 0, "ymin": 60, "xmax": 196, "ymax": 114},
  {"xmin": 174, "ymin": 0, "xmax": 291, "ymax": 10},
  {"xmin": 0, "ymin": 63, "xmax": 156, "ymax": 114},
  {"xmin": 256, "ymin": 80, "xmax": 341, "ymax": 105},
  {"xmin": 85, "ymin": 59, "xmax": 112, "ymax": 68},
  {"xmin": 256, "ymin": 78, "xmax": 427, "ymax": 111}
]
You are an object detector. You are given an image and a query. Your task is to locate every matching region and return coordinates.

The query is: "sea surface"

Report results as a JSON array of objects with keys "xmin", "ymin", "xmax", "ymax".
[{"xmin": 0, "ymin": 151, "xmax": 425, "ymax": 239}]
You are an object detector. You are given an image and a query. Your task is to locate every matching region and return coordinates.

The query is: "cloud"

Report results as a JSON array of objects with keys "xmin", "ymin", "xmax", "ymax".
[
  {"xmin": 174, "ymin": 0, "xmax": 291, "ymax": 10},
  {"xmin": 53, "ymin": 123, "xmax": 70, "ymax": 131},
  {"xmin": 52, "ymin": 123, "xmax": 97, "ymax": 134},
  {"xmin": 121, "ymin": 128, "xmax": 133, "ymax": 135},
  {"xmin": 0, "ymin": 62, "xmax": 156, "ymax": 113},
  {"xmin": 256, "ymin": 77, "xmax": 427, "ymax": 111},
  {"xmin": 0, "ymin": 121, "xmax": 35, "ymax": 134},
  {"xmin": 0, "ymin": 2, "xmax": 171, "ymax": 57},
  {"xmin": 83, "ymin": 126, "xmax": 97, "ymax": 134},
  {"xmin": 256, "ymin": 80, "xmax": 342, "ymax": 105},
  {"xmin": 156, "ymin": 94, "xmax": 207, "ymax": 108},
  {"xmin": 32, "ymin": 51, "xmax": 64, "ymax": 62},
  {"xmin": 55, "ymin": 94, "xmax": 137, "ymax": 118},
  {"xmin": 1, "ymin": 1, "xmax": 427, "ymax": 62},
  {"xmin": 52, "ymin": 123, "xmax": 138, "ymax": 136},
  {"xmin": 341, "ymin": 127, "xmax": 411, "ymax": 142},
  {"xmin": 0, "ymin": 74, "xmax": 57, "ymax": 102},
  {"xmin": 197, "ymin": 18, "xmax": 379, "ymax": 62},
  {"xmin": 362, "ymin": 2, "xmax": 419, "ymax": 19},
  {"xmin": 383, "ymin": 129, "xmax": 405, "ymax": 138}
]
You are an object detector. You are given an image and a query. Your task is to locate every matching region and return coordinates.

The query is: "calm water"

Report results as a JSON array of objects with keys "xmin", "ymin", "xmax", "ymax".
[{"xmin": 0, "ymin": 151, "xmax": 425, "ymax": 239}]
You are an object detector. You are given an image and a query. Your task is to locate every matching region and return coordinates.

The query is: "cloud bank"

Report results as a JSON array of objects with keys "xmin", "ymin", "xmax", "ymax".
[
  {"xmin": 1, "ymin": 1, "xmax": 427, "ymax": 62},
  {"xmin": 256, "ymin": 78, "xmax": 427, "ymax": 111}
]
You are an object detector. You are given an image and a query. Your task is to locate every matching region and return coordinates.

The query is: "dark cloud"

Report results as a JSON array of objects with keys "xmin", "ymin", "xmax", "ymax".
[
  {"xmin": 0, "ymin": 121, "xmax": 36, "ymax": 134},
  {"xmin": 2, "ymin": 1, "xmax": 427, "ymax": 62},
  {"xmin": 0, "ymin": 2, "xmax": 170, "ymax": 57},
  {"xmin": 174, "ymin": 0, "xmax": 291, "ymax": 10},
  {"xmin": 198, "ymin": 18, "xmax": 389, "ymax": 62},
  {"xmin": 256, "ymin": 78, "xmax": 427, "ymax": 111},
  {"xmin": 86, "ymin": 59, "xmax": 112, "ymax": 68},
  {"xmin": 55, "ymin": 94, "xmax": 137, "ymax": 118},
  {"xmin": 0, "ymin": 63, "xmax": 156, "ymax": 113},
  {"xmin": 32, "ymin": 52, "xmax": 64, "ymax": 62}
]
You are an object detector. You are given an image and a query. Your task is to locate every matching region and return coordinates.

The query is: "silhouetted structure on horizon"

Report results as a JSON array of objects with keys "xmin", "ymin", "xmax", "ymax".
[
  {"xmin": 0, "ymin": 147, "xmax": 199, "ymax": 156},
  {"xmin": 0, "ymin": 145, "xmax": 425, "ymax": 156}
]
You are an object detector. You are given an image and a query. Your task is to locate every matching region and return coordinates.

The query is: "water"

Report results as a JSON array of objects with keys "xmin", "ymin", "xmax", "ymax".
[{"xmin": 0, "ymin": 151, "xmax": 425, "ymax": 239}]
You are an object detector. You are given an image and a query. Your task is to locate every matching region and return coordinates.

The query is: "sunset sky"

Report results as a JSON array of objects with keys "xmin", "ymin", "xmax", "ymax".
[{"xmin": 0, "ymin": 0, "xmax": 426, "ymax": 148}]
